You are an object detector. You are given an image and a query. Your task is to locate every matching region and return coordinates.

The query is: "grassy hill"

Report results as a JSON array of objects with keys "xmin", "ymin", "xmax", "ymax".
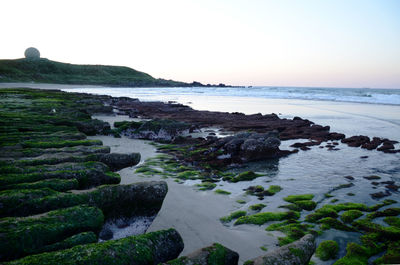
[{"xmin": 0, "ymin": 58, "xmax": 196, "ymax": 87}]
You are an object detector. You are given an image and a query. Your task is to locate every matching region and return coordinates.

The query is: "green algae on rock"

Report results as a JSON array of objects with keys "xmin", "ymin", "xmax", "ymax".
[
  {"xmin": 340, "ymin": 210, "xmax": 363, "ymax": 223},
  {"xmin": 214, "ymin": 189, "xmax": 231, "ymax": 195},
  {"xmin": 220, "ymin": 210, "xmax": 247, "ymax": 223},
  {"xmin": 165, "ymin": 243, "xmax": 239, "ymax": 265},
  {"xmin": 316, "ymin": 240, "xmax": 339, "ymax": 261},
  {"xmin": 245, "ymin": 234, "xmax": 315, "ymax": 265},
  {"xmin": 234, "ymin": 211, "xmax": 300, "ymax": 225},
  {"xmin": 196, "ymin": 182, "xmax": 217, "ymax": 191},
  {"xmin": 0, "ymin": 205, "xmax": 104, "ymax": 261},
  {"xmin": 230, "ymin": 171, "xmax": 263, "ymax": 183},
  {"xmin": 249, "ymin": 203, "xmax": 267, "ymax": 212},
  {"xmin": 6, "ymin": 229, "xmax": 184, "ymax": 265},
  {"xmin": 265, "ymin": 220, "xmax": 315, "ymax": 246},
  {"xmin": 1, "ymin": 182, "xmax": 168, "ymax": 219}
]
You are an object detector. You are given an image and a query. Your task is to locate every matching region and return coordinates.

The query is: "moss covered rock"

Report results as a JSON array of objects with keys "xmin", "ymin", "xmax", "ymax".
[
  {"xmin": 165, "ymin": 243, "xmax": 239, "ymax": 265},
  {"xmin": 234, "ymin": 211, "xmax": 299, "ymax": 225},
  {"xmin": 316, "ymin": 240, "xmax": 339, "ymax": 261},
  {"xmin": 230, "ymin": 171, "xmax": 263, "ymax": 183},
  {"xmin": 340, "ymin": 210, "xmax": 363, "ymax": 223},
  {"xmin": 2, "ymin": 181, "xmax": 168, "ymax": 218},
  {"xmin": 0, "ymin": 205, "xmax": 104, "ymax": 261},
  {"xmin": 246, "ymin": 234, "xmax": 315, "ymax": 265},
  {"xmin": 7, "ymin": 229, "xmax": 184, "ymax": 265}
]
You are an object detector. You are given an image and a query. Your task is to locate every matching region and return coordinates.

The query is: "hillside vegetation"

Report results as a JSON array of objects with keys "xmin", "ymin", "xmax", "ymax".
[{"xmin": 0, "ymin": 58, "xmax": 195, "ymax": 87}]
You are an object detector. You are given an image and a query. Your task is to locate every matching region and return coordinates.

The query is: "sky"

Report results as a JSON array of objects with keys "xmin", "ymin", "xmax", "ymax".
[{"xmin": 1, "ymin": 0, "xmax": 399, "ymax": 88}]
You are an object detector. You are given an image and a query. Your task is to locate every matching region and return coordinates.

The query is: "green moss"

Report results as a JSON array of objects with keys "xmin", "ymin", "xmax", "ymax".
[
  {"xmin": 264, "ymin": 185, "xmax": 282, "ymax": 196},
  {"xmin": 207, "ymin": 243, "xmax": 229, "ymax": 265},
  {"xmin": 384, "ymin": 216, "xmax": 400, "ymax": 228},
  {"xmin": 135, "ymin": 166, "xmax": 162, "ymax": 175},
  {"xmin": 333, "ymin": 242, "xmax": 375, "ymax": 265},
  {"xmin": 284, "ymin": 194, "xmax": 314, "ymax": 203},
  {"xmin": 234, "ymin": 211, "xmax": 299, "ymax": 226},
  {"xmin": 341, "ymin": 210, "xmax": 363, "ymax": 223},
  {"xmin": 318, "ymin": 217, "xmax": 355, "ymax": 231},
  {"xmin": 7, "ymin": 228, "xmax": 182, "ymax": 265},
  {"xmin": 196, "ymin": 182, "xmax": 217, "ymax": 191},
  {"xmin": 39, "ymin": 232, "xmax": 97, "ymax": 253},
  {"xmin": 324, "ymin": 193, "xmax": 334, "ymax": 198},
  {"xmin": 305, "ymin": 202, "xmax": 372, "ymax": 223},
  {"xmin": 369, "ymin": 199, "xmax": 397, "ymax": 211},
  {"xmin": 331, "ymin": 199, "xmax": 339, "ymax": 203},
  {"xmin": 0, "ymin": 205, "xmax": 104, "ymax": 261},
  {"xmin": 366, "ymin": 207, "xmax": 400, "ymax": 220},
  {"xmin": 230, "ymin": 171, "xmax": 263, "ymax": 183},
  {"xmin": 236, "ymin": 199, "xmax": 246, "ymax": 204},
  {"xmin": 3, "ymin": 178, "xmax": 79, "ymax": 192},
  {"xmin": 352, "ymin": 219, "xmax": 400, "ymax": 240},
  {"xmin": 177, "ymin": 170, "xmax": 199, "ymax": 180},
  {"xmin": 243, "ymin": 261, "xmax": 254, "ymax": 265},
  {"xmin": 316, "ymin": 240, "xmax": 339, "ymax": 261},
  {"xmin": 265, "ymin": 220, "xmax": 314, "ymax": 246},
  {"xmin": 215, "ymin": 189, "xmax": 231, "ymax": 195},
  {"xmin": 21, "ymin": 139, "xmax": 102, "ymax": 149},
  {"xmin": 293, "ymin": 200, "xmax": 317, "ymax": 211},
  {"xmin": 360, "ymin": 233, "xmax": 384, "ymax": 251},
  {"xmin": 220, "ymin": 210, "xmax": 247, "ymax": 223},
  {"xmin": 249, "ymin": 204, "xmax": 266, "ymax": 212},
  {"xmin": 373, "ymin": 241, "xmax": 400, "ymax": 264},
  {"xmin": 279, "ymin": 204, "xmax": 303, "ymax": 212},
  {"xmin": 260, "ymin": 246, "xmax": 268, "ymax": 251}
]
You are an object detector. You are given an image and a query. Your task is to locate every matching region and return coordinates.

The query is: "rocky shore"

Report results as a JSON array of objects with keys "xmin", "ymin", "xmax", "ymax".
[{"xmin": 1, "ymin": 87, "xmax": 399, "ymax": 265}]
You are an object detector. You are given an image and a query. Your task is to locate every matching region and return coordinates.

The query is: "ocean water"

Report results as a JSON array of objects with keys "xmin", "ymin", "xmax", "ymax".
[{"xmin": 62, "ymin": 86, "xmax": 400, "ymax": 105}]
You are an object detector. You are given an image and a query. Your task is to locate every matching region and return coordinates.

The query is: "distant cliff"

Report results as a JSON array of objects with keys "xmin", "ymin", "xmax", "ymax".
[{"xmin": 0, "ymin": 58, "xmax": 229, "ymax": 87}]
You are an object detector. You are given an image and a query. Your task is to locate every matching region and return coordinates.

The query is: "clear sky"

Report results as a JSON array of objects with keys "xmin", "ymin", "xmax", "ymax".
[{"xmin": 1, "ymin": 0, "xmax": 399, "ymax": 88}]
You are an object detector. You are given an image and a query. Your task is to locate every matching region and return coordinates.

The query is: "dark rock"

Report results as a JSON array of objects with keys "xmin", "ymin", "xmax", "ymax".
[
  {"xmin": 364, "ymin": 175, "xmax": 381, "ymax": 180},
  {"xmin": 341, "ymin": 135, "xmax": 370, "ymax": 148},
  {"xmin": 121, "ymin": 119, "xmax": 191, "ymax": 141},
  {"xmin": 165, "ymin": 243, "xmax": 239, "ymax": 265},
  {"xmin": 74, "ymin": 119, "xmax": 111, "ymax": 136},
  {"xmin": 97, "ymin": 152, "xmax": 141, "ymax": 171},
  {"xmin": 246, "ymin": 234, "xmax": 315, "ymax": 265},
  {"xmin": 385, "ymin": 184, "xmax": 399, "ymax": 191},
  {"xmin": 344, "ymin": 176, "xmax": 354, "ymax": 181},
  {"xmin": 99, "ymin": 227, "xmax": 113, "ymax": 240},
  {"xmin": 240, "ymin": 136, "xmax": 281, "ymax": 161},
  {"xmin": 371, "ymin": 191, "xmax": 391, "ymax": 199}
]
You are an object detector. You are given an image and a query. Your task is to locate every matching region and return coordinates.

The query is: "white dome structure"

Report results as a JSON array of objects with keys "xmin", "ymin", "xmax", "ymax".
[{"xmin": 24, "ymin": 47, "xmax": 40, "ymax": 59}]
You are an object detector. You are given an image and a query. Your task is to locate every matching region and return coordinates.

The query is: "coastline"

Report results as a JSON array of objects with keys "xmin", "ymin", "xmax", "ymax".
[{"xmin": 1, "ymin": 84, "xmax": 399, "ymax": 264}]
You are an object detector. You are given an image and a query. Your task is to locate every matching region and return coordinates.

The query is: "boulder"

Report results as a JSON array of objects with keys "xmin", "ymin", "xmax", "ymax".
[
  {"xmin": 165, "ymin": 243, "xmax": 239, "ymax": 265},
  {"xmin": 96, "ymin": 152, "xmax": 141, "ymax": 171},
  {"xmin": 2, "ymin": 181, "xmax": 168, "ymax": 218},
  {"xmin": 0, "ymin": 205, "xmax": 104, "ymax": 261},
  {"xmin": 121, "ymin": 119, "xmax": 191, "ymax": 141},
  {"xmin": 245, "ymin": 234, "xmax": 315, "ymax": 265},
  {"xmin": 240, "ymin": 136, "xmax": 281, "ymax": 161},
  {"xmin": 7, "ymin": 229, "xmax": 184, "ymax": 265}
]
